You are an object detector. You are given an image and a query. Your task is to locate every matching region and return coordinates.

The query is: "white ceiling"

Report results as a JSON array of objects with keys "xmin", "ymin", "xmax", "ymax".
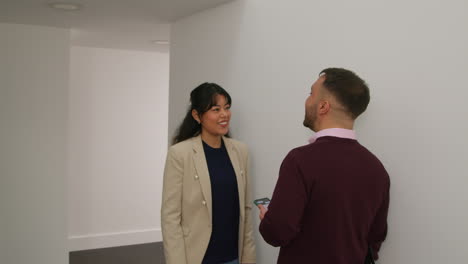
[{"xmin": 0, "ymin": 0, "xmax": 233, "ymax": 51}]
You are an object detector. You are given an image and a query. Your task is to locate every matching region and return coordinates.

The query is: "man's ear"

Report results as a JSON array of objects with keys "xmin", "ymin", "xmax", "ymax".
[
  {"xmin": 192, "ymin": 109, "xmax": 201, "ymax": 124},
  {"xmin": 318, "ymin": 100, "xmax": 331, "ymax": 115}
]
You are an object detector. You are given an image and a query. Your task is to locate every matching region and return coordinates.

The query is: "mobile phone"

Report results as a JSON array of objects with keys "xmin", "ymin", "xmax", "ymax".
[{"xmin": 253, "ymin": 197, "xmax": 271, "ymax": 208}]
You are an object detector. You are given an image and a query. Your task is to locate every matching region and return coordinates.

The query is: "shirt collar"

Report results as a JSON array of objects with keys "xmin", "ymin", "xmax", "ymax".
[{"xmin": 308, "ymin": 128, "xmax": 356, "ymax": 144}]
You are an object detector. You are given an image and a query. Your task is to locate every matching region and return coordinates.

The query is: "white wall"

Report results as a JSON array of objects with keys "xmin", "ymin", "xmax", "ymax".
[
  {"xmin": 68, "ymin": 46, "xmax": 169, "ymax": 251},
  {"xmin": 169, "ymin": 1, "xmax": 468, "ymax": 263},
  {"xmin": 0, "ymin": 23, "xmax": 69, "ymax": 264}
]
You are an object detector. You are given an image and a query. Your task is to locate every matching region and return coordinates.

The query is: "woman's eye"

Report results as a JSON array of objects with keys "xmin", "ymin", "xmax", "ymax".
[{"xmin": 212, "ymin": 108, "xmax": 220, "ymax": 112}]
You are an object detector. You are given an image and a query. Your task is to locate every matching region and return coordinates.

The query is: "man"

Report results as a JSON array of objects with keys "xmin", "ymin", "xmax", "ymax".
[{"xmin": 258, "ymin": 68, "xmax": 390, "ymax": 264}]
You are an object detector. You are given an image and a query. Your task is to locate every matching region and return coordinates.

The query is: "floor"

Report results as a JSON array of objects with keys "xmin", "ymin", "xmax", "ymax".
[{"xmin": 69, "ymin": 242, "xmax": 165, "ymax": 264}]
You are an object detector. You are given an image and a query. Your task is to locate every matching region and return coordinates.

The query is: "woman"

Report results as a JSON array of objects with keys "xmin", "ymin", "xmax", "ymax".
[{"xmin": 161, "ymin": 83, "xmax": 256, "ymax": 264}]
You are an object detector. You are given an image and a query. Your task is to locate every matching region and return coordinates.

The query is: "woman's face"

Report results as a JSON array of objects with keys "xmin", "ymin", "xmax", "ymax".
[{"xmin": 198, "ymin": 94, "xmax": 231, "ymax": 138}]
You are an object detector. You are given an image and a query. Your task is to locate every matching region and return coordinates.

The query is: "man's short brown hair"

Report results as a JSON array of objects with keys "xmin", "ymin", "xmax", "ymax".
[{"xmin": 320, "ymin": 68, "xmax": 370, "ymax": 119}]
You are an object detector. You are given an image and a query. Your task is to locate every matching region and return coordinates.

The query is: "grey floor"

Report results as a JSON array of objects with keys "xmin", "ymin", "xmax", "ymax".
[{"xmin": 69, "ymin": 242, "xmax": 165, "ymax": 264}]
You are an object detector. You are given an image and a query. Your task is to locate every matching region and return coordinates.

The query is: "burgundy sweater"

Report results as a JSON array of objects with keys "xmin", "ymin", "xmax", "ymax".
[{"xmin": 259, "ymin": 136, "xmax": 390, "ymax": 264}]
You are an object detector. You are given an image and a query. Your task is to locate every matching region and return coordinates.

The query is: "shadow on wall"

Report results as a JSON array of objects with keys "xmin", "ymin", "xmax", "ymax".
[{"xmin": 168, "ymin": 0, "xmax": 247, "ymax": 144}]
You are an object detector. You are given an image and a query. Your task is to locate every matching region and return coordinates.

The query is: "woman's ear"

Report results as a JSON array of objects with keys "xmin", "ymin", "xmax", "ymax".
[{"xmin": 192, "ymin": 109, "xmax": 201, "ymax": 124}]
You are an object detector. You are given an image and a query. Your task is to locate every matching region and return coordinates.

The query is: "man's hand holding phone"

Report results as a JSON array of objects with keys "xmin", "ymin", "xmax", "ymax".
[{"xmin": 254, "ymin": 197, "xmax": 270, "ymax": 221}]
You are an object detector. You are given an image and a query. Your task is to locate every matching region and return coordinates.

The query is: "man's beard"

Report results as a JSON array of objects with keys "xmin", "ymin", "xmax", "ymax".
[{"xmin": 303, "ymin": 108, "xmax": 317, "ymax": 131}]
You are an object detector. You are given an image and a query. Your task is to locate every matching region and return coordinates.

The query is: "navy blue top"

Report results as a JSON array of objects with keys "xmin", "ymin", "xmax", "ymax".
[{"xmin": 202, "ymin": 140, "xmax": 240, "ymax": 264}]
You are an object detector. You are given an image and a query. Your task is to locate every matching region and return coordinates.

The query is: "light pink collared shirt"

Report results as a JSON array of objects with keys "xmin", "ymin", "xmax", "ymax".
[{"xmin": 308, "ymin": 128, "xmax": 357, "ymax": 144}]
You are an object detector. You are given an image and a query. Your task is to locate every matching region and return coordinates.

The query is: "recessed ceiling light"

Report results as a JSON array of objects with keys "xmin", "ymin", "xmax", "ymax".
[
  {"xmin": 49, "ymin": 2, "xmax": 82, "ymax": 11},
  {"xmin": 151, "ymin": 40, "xmax": 170, "ymax": 45}
]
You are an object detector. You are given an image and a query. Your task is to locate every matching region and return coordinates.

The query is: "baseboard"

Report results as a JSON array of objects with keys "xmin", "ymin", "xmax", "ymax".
[{"xmin": 68, "ymin": 228, "xmax": 162, "ymax": 252}]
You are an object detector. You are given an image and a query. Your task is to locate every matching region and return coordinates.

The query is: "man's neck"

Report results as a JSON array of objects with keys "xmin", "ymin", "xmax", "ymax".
[{"xmin": 315, "ymin": 120, "xmax": 354, "ymax": 132}]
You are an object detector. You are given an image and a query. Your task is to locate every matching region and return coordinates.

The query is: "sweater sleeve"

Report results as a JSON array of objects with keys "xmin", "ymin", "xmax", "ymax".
[
  {"xmin": 259, "ymin": 150, "xmax": 308, "ymax": 247},
  {"xmin": 368, "ymin": 177, "xmax": 390, "ymax": 260}
]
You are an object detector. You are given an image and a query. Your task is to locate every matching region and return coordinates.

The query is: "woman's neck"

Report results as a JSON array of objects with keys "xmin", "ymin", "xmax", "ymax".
[{"xmin": 201, "ymin": 132, "xmax": 222, "ymax": 148}]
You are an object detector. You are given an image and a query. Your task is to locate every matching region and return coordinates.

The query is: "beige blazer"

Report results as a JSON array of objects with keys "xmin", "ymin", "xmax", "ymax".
[{"xmin": 161, "ymin": 135, "xmax": 256, "ymax": 264}]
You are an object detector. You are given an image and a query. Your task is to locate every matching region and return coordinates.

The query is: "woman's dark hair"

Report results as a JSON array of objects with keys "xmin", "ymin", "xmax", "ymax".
[{"xmin": 172, "ymin": 82, "xmax": 232, "ymax": 145}]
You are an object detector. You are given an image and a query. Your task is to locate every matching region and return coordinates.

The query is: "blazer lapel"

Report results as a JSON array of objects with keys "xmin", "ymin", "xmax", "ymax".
[
  {"xmin": 224, "ymin": 137, "xmax": 245, "ymax": 219},
  {"xmin": 191, "ymin": 136, "xmax": 213, "ymax": 219}
]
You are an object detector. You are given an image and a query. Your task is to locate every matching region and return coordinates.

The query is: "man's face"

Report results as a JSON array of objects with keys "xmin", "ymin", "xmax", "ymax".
[{"xmin": 303, "ymin": 76, "xmax": 325, "ymax": 131}]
